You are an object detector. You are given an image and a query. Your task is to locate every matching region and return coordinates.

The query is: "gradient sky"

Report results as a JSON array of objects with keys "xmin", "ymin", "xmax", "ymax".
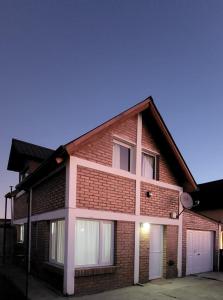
[{"xmin": 1, "ymin": 0, "xmax": 223, "ymax": 217}]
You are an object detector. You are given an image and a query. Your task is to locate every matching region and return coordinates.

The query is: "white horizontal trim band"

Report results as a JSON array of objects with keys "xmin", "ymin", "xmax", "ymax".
[
  {"xmin": 13, "ymin": 207, "xmax": 179, "ymax": 226},
  {"xmin": 75, "ymin": 157, "xmax": 183, "ymax": 192}
]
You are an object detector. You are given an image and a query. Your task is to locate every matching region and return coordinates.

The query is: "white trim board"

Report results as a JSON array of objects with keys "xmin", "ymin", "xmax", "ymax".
[
  {"xmin": 13, "ymin": 207, "xmax": 180, "ymax": 226},
  {"xmin": 74, "ymin": 157, "xmax": 183, "ymax": 192}
]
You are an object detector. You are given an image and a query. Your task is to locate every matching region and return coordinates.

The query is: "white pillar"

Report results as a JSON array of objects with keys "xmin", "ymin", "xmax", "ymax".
[
  {"xmin": 177, "ymin": 192, "xmax": 183, "ymax": 277},
  {"xmin": 63, "ymin": 156, "xmax": 77, "ymax": 295},
  {"xmin": 134, "ymin": 221, "xmax": 140, "ymax": 284},
  {"xmin": 134, "ymin": 113, "xmax": 142, "ymax": 284}
]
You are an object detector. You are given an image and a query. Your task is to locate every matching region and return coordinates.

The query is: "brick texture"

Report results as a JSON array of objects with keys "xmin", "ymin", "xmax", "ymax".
[
  {"xmin": 14, "ymin": 193, "xmax": 28, "ymax": 219},
  {"xmin": 75, "ymin": 221, "xmax": 135, "ymax": 295},
  {"xmin": 77, "ymin": 166, "xmax": 136, "ymax": 214},
  {"xmin": 139, "ymin": 228, "xmax": 149, "ymax": 283},
  {"xmin": 140, "ymin": 182, "xmax": 179, "ymax": 217},
  {"xmin": 182, "ymin": 210, "xmax": 219, "ymax": 276},
  {"xmin": 73, "ymin": 116, "xmax": 137, "ymax": 167},
  {"xmin": 32, "ymin": 168, "xmax": 66, "ymax": 215},
  {"xmin": 163, "ymin": 225, "xmax": 178, "ymax": 278},
  {"xmin": 142, "ymin": 118, "xmax": 180, "ymax": 186}
]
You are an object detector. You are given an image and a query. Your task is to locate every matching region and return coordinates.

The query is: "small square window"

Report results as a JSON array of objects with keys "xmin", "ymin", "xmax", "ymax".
[
  {"xmin": 113, "ymin": 141, "xmax": 134, "ymax": 173},
  {"xmin": 141, "ymin": 152, "xmax": 156, "ymax": 179}
]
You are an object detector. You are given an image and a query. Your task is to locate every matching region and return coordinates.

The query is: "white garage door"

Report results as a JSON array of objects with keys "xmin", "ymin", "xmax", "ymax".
[{"xmin": 186, "ymin": 230, "xmax": 214, "ymax": 275}]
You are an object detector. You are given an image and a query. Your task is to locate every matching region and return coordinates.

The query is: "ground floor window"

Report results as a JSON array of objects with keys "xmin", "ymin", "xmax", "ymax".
[
  {"xmin": 49, "ymin": 218, "xmax": 114, "ymax": 268},
  {"xmin": 75, "ymin": 219, "xmax": 114, "ymax": 267},
  {"xmin": 50, "ymin": 220, "xmax": 65, "ymax": 265},
  {"xmin": 17, "ymin": 224, "xmax": 24, "ymax": 243}
]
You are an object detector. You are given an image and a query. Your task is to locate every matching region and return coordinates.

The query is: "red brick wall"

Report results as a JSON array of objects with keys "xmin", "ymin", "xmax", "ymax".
[
  {"xmin": 73, "ymin": 116, "xmax": 137, "ymax": 167},
  {"xmin": 32, "ymin": 168, "xmax": 66, "ymax": 215},
  {"xmin": 139, "ymin": 228, "xmax": 149, "ymax": 283},
  {"xmin": 77, "ymin": 166, "xmax": 136, "ymax": 214},
  {"xmin": 140, "ymin": 182, "xmax": 179, "ymax": 217},
  {"xmin": 71, "ymin": 114, "xmax": 180, "ymax": 187},
  {"xmin": 142, "ymin": 119, "xmax": 180, "ymax": 186},
  {"xmin": 164, "ymin": 225, "xmax": 178, "ymax": 278},
  {"xmin": 182, "ymin": 210, "xmax": 219, "ymax": 276},
  {"xmin": 14, "ymin": 193, "xmax": 28, "ymax": 219},
  {"xmin": 75, "ymin": 221, "xmax": 135, "ymax": 295}
]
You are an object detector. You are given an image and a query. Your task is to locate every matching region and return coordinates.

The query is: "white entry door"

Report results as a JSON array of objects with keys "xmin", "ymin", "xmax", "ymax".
[
  {"xmin": 149, "ymin": 225, "xmax": 163, "ymax": 280},
  {"xmin": 186, "ymin": 230, "xmax": 214, "ymax": 275}
]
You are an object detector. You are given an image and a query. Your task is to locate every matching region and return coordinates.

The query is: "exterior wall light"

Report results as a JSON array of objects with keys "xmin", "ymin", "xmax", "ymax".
[
  {"xmin": 146, "ymin": 191, "xmax": 153, "ymax": 198},
  {"xmin": 141, "ymin": 222, "xmax": 150, "ymax": 233}
]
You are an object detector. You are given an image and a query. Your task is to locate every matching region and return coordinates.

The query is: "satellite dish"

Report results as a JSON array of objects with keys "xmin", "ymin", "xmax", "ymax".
[{"xmin": 180, "ymin": 193, "xmax": 193, "ymax": 209}]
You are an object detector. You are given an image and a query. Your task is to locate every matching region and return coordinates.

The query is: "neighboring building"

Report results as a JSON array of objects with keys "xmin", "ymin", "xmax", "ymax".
[
  {"xmin": 192, "ymin": 180, "xmax": 223, "ymax": 248},
  {"xmin": 7, "ymin": 97, "xmax": 220, "ymax": 296}
]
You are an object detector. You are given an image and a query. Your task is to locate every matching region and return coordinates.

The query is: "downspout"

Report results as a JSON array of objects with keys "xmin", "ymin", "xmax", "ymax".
[{"xmin": 3, "ymin": 196, "xmax": 8, "ymax": 265}]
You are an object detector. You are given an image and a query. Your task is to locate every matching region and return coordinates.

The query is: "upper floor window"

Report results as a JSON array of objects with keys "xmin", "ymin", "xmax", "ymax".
[
  {"xmin": 113, "ymin": 141, "xmax": 135, "ymax": 173},
  {"xmin": 19, "ymin": 169, "xmax": 29, "ymax": 183},
  {"xmin": 141, "ymin": 152, "xmax": 156, "ymax": 180}
]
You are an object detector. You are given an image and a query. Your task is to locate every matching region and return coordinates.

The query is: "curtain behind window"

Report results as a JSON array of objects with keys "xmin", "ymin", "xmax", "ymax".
[{"xmin": 75, "ymin": 220, "xmax": 99, "ymax": 266}]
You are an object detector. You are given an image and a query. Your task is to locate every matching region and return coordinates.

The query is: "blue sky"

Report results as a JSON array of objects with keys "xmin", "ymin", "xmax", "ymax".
[{"xmin": 1, "ymin": 0, "xmax": 223, "ymax": 217}]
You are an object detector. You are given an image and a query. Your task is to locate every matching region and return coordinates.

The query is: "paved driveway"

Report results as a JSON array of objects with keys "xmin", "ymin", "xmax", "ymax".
[{"xmin": 78, "ymin": 275, "xmax": 223, "ymax": 300}]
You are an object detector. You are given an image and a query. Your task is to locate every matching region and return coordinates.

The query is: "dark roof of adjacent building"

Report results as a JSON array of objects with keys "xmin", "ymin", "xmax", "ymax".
[
  {"xmin": 7, "ymin": 138, "xmax": 54, "ymax": 172},
  {"xmin": 192, "ymin": 179, "xmax": 223, "ymax": 211}
]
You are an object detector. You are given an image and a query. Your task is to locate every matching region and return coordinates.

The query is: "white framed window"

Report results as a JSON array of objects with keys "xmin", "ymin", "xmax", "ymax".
[
  {"xmin": 49, "ymin": 219, "xmax": 65, "ymax": 265},
  {"xmin": 17, "ymin": 224, "xmax": 24, "ymax": 243},
  {"xmin": 75, "ymin": 219, "xmax": 114, "ymax": 267},
  {"xmin": 141, "ymin": 152, "xmax": 156, "ymax": 179},
  {"xmin": 113, "ymin": 140, "xmax": 135, "ymax": 173}
]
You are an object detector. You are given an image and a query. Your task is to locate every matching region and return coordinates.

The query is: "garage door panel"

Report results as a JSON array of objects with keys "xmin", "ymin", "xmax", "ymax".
[{"xmin": 186, "ymin": 230, "xmax": 213, "ymax": 275}]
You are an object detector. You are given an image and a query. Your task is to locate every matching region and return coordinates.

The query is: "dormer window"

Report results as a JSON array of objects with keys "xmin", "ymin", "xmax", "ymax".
[
  {"xmin": 113, "ymin": 140, "xmax": 135, "ymax": 173},
  {"xmin": 141, "ymin": 152, "xmax": 156, "ymax": 180},
  {"xmin": 19, "ymin": 169, "xmax": 29, "ymax": 183}
]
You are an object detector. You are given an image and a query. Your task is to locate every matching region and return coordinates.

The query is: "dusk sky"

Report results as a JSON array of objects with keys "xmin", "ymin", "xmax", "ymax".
[{"xmin": 1, "ymin": 0, "xmax": 223, "ymax": 217}]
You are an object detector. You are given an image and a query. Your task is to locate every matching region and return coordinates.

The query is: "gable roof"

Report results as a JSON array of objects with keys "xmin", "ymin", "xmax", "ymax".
[
  {"xmin": 7, "ymin": 138, "xmax": 54, "ymax": 172},
  {"xmin": 13, "ymin": 96, "xmax": 197, "ymax": 192},
  {"xmin": 65, "ymin": 96, "xmax": 197, "ymax": 191},
  {"xmin": 192, "ymin": 179, "xmax": 223, "ymax": 211}
]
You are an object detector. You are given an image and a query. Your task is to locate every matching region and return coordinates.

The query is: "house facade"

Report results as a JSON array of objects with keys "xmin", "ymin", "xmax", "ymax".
[{"xmin": 7, "ymin": 97, "xmax": 220, "ymax": 296}]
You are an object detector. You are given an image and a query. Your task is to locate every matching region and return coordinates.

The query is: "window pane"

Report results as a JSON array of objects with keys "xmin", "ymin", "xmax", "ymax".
[
  {"xmin": 57, "ymin": 220, "xmax": 65, "ymax": 264},
  {"xmin": 75, "ymin": 220, "xmax": 99, "ymax": 266},
  {"xmin": 51, "ymin": 222, "xmax": 56, "ymax": 260},
  {"xmin": 101, "ymin": 222, "xmax": 112, "ymax": 264},
  {"xmin": 141, "ymin": 153, "xmax": 155, "ymax": 179},
  {"xmin": 119, "ymin": 145, "xmax": 130, "ymax": 171},
  {"xmin": 20, "ymin": 225, "xmax": 24, "ymax": 242}
]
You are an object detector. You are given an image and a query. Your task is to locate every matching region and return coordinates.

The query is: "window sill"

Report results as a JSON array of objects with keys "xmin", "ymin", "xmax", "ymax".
[
  {"xmin": 44, "ymin": 262, "xmax": 64, "ymax": 275},
  {"xmin": 75, "ymin": 265, "xmax": 118, "ymax": 277},
  {"xmin": 44, "ymin": 263, "xmax": 118, "ymax": 278}
]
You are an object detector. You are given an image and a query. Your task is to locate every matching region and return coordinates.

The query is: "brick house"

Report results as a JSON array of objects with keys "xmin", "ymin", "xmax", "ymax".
[{"xmin": 7, "ymin": 97, "xmax": 220, "ymax": 296}]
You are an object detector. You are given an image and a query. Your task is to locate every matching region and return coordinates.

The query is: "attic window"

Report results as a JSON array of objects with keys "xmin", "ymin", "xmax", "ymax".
[
  {"xmin": 113, "ymin": 141, "xmax": 135, "ymax": 173},
  {"xmin": 141, "ymin": 152, "xmax": 156, "ymax": 180},
  {"xmin": 19, "ymin": 169, "xmax": 29, "ymax": 183}
]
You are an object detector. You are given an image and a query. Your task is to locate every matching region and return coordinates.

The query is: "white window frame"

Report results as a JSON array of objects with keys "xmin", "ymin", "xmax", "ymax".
[
  {"xmin": 49, "ymin": 219, "xmax": 65, "ymax": 266},
  {"xmin": 141, "ymin": 150, "xmax": 157, "ymax": 180},
  {"xmin": 112, "ymin": 139, "xmax": 135, "ymax": 173},
  {"xmin": 75, "ymin": 218, "xmax": 114, "ymax": 268}
]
